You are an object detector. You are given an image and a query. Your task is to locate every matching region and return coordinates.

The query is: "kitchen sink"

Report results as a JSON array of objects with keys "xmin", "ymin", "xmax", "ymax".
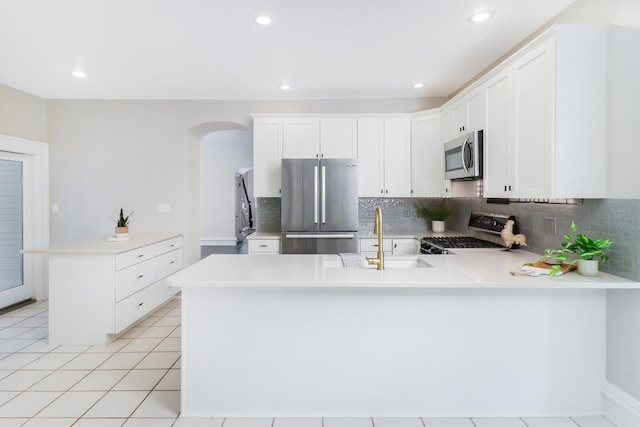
[{"xmin": 323, "ymin": 256, "xmax": 432, "ymax": 269}]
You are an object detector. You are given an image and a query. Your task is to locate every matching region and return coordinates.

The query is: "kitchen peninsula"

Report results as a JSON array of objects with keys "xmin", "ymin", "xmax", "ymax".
[{"xmin": 168, "ymin": 250, "xmax": 639, "ymax": 418}]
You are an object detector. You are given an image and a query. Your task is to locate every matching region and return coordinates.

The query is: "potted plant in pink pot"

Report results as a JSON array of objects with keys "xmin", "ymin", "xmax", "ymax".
[{"xmin": 113, "ymin": 208, "xmax": 134, "ymax": 236}]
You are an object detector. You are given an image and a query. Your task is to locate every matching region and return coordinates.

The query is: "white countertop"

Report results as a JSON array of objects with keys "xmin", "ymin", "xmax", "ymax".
[
  {"xmin": 169, "ymin": 250, "xmax": 639, "ymax": 290},
  {"xmin": 22, "ymin": 232, "xmax": 183, "ymax": 255}
]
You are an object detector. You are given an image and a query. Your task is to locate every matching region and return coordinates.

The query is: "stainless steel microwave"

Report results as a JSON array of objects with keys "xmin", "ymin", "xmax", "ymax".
[{"xmin": 444, "ymin": 130, "xmax": 483, "ymax": 180}]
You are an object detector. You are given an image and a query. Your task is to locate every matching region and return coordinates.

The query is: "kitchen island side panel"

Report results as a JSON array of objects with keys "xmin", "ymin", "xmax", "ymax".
[{"xmin": 180, "ymin": 286, "xmax": 605, "ymax": 417}]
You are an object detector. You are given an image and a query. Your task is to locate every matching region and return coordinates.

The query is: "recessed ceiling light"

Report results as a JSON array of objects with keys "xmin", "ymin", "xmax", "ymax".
[
  {"xmin": 469, "ymin": 10, "xmax": 493, "ymax": 23},
  {"xmin": 71, "ymin": 70, "xmax": 87, "ymax": 78},
  {"xmin": 413, "ymin": 83, "xmax": 424, "ymax": 88},
  {"xmin": 255, "ymin": 14, "xmax": 275, "ymax": 25},
  {"xmin": 280, "ymin": 84, "xmax": 290, "ymax": 91}
]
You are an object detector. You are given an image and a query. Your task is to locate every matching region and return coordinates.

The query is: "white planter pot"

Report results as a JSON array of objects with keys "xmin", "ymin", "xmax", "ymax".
[
  {"xmin": 432, "ymin": 220, "xmax": 445, "ymax": 233},
  {"xmin": 577, "ymin": 259, "xmax": 599, "ymax": 276}
]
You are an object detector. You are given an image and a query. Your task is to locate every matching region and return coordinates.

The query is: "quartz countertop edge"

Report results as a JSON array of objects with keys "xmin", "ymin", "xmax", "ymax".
[
  {"xmin": 21, "ymin": 232, "xmax": 183, "ymax": 255},
  {"xmin": 168, "ymin": 250, "xmax": 639, "ymax": 290}
]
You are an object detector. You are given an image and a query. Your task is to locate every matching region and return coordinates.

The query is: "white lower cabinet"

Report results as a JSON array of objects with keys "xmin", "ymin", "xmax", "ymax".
[
  {"xmin": 47, "ymin": 234, "xmax": 183, "ymax": 345},
  {"xmin": 360, "ymin": 238, "xmax": 418, "ymax": 256},
  {"xmin": 248, "ymin": 239, "xmax": 280, "ymax": 254},
  {"xmin": 392, "ymin": 238, "xmax": 419, "ymax": 255}
]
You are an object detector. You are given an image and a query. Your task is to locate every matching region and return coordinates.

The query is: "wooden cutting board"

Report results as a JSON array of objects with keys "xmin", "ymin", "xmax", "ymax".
[{"xmin": 531, "ymin": 262, "xmax": 577, "ymax": 273}]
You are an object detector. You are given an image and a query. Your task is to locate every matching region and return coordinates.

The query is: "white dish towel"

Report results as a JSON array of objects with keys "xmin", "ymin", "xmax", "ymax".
[{"xmin": 338, "ymin": 253, "xmax": 368, "ymax": 268}]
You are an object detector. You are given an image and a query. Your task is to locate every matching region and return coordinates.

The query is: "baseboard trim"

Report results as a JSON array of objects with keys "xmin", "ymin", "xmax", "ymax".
[{"xmin": 602, "ymin": 381, "xmax": 640, "ymax": 427}]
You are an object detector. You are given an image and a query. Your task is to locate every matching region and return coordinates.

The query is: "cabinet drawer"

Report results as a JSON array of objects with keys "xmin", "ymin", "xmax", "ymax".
[
  {"xmin": 360, "ymin": 238, "xmax": 392, "ymax": 253},
  {"xmin": 155, "ymin": 278, "xmax": 180, "ymax": 306},
  {"xmin": 116, "ymin": 246, "xmax": 157, "ymax": 271},
  {"xmin": 155, "ymin": 237, "xmax": 183, "ymax": 255},
  {"xmin": 248, "ymin": 239, "xmax": 280, "ymax": 254},
  {"xmin": 116, "ymin": 262, "xmax": 156, "ymax": 302},
  {"xmin": 155, "ymin": 249, "xmax": 182, "ymax": 280},
  {"xmin": 115, "ymin": 286, "xmax": 156, "ymax": 333},
  {"xmin": 115, "ymin": 237, "xmax": 183, "ymax": 270}
]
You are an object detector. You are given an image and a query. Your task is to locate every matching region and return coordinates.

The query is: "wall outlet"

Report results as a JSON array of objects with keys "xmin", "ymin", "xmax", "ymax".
[
  {"xmin": 52, "ymin": 203, "xmax": 59, "ymax": 213},
  {"xmin": 157, "ymin": 203, "xmax": 171, "ymax": 213},
  {"xmin": 544, "ymin": 217, "xmax": 557, "ymax": 235},
  {"xmin": 404, "ymin": 209, "xmax": 411, "ymax": 217}
]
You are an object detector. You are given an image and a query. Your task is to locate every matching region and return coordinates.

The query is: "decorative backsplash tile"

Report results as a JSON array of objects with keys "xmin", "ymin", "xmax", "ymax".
[{"xmin": 256, "ymin": 196, "xmax": 640, "ymax": 281}]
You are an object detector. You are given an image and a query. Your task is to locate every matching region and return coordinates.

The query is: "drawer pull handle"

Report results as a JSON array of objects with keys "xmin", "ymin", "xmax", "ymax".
[
  {"xmin": 170, "ymin": 261, "xmax": 175, "ymax": 264},
  {"xmin": 169, "ymin": 244, "xmax": 175, "ymax": 248},
  {"xmin": 137, "ymin": 275, "xmax": 144, "ymax": 279},
  {"xmin": 137, "ymin": 302, "xmax": 144, "ymax": 307},
  {"xmin": 137, "ymin": 254, "xmax": 144, "ymax": 258}
]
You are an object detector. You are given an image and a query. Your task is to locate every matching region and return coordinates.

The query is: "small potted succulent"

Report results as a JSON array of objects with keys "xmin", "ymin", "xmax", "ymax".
[
  {"xmin": 539, "ymin": 221, "xmax": 613, "ymax": 276},
  {"xmin": 113, "ymin": 208, "xmax": 134, "ymax": 236},
  {"xmin": 416, "ymin": 199, "xmax": 454, "ymax": 233}
]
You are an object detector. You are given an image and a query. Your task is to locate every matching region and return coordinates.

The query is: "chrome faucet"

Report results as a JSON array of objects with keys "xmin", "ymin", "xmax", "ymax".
[{"xmin": 366, "ymin": 206, "xmax": 384, "ymax": 270}]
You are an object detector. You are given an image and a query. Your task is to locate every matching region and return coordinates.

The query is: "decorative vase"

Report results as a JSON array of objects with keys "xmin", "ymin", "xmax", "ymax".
[
  {"xmin": 432, "ymin": 220, "xmax": 445, "ymax": 233},
  {"xmin": 577, "ymin": 259, "xmax": 599, "ymax": 276},
  {"xmin": 115, "ymin": 226, "xmax": 129, "ymax": 236}
]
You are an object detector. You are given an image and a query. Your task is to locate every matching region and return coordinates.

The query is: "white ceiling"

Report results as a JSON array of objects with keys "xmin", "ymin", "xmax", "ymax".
[{"xmin": 0, "ymin": 0, "xmax": 575, "ymax": 100}]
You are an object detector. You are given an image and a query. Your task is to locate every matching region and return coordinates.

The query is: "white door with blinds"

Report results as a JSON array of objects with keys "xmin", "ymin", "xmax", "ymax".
[{"xmin": 0, "ymin": 152, "xmax": 32, "ymax": 309}]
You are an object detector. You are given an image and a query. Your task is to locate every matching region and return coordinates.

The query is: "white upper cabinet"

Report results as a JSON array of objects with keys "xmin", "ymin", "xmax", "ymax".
[
  {"xmin": 483, "ymin": 27, "xmax": 607, "ymax": 199},
  {"xmin": 383, "ymin": 118, "xmax": 412, "ymax": 197},
  {"xmin": 440, "ymin": 106, "xmax": 452, "ymax": 143},
  {"xmin": 466, "ymin": 88, "xmax": 487, "ymax": 133},
  {"xmin": 357, "ymin": 118, "xmax": 384, "ymax": 197},
  {"xmin": 281, "ymin": 117, "xmax": 357, "ymax": 159},
  {"xmin": 253, "ymin": 117, "xmax": 283, "ymax": 198},
  {"xmin": 357, "ymin": 117, "xmax": 411, "ymax": 198},
  {"xmin": 484, "ymin": 70, "xmax": 512, "ymax": 197},
  {"xmin": 282, "ymin": 118, "xmax": 320, "ymax": 159},
  {"xmin": 445, "ymin": 87, "xmax": 486, "ymax": 140},
  {"xmin": 320, "ymin": 118, "xmax": 358, "ymax": 158},
  {"xmin": 411, "ymin": 110, "xmax": 442, "ymax": 197}
]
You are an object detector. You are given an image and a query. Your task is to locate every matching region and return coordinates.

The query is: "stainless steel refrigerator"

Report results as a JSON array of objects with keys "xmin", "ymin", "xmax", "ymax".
[{"xmin": 281, "ymin": 158, "xmax": 359, "ymax": 254}]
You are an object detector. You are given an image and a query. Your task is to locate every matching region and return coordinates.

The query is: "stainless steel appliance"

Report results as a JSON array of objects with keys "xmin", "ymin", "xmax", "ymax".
[
  {"xmin": 420, "ymin": 212, "xmax": 519, "ymax": 254},
  {"xmin": 281, "ymin": 158, "xmax": 358, "ymax": 254},
  {"xmin": 444, "ymin": 130, "xmax": 483, "ymax": 180}
]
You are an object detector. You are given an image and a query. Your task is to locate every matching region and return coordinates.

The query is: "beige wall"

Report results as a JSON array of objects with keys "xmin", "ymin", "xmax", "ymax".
[
  {"xmin": 0, "ymin": 83, "xmax": 47, "ymax": 142},
  {"xmin": 46, "ymin": 98, "xmax": 444, "ymax": 264}
]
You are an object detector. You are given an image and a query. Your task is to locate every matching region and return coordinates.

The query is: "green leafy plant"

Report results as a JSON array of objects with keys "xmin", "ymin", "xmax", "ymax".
[
  {"xmin": 416, "ymin": 199, "xmax": 454, "ymax": 222},
  {"xmin": 535, "ymin": 221, "xmax": 613, "ymax": 276},
  {"xmin": 560, "ymin": 221, "xmax": 612, "ymax": 262},
  {"xmin": 113, "ymin": 208, "xmax": 134, "ymax": 227}
]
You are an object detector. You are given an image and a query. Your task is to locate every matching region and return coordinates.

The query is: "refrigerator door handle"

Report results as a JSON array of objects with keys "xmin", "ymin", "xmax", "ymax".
[
  {"xmin": 285, "ymin": 233, "xmax": 356, "ymax": 239},
  {"xmin": 321, "ymin": 166, "xmax": 326, "ymax": 224},
  {"xmin": 314, "ymin": 165, "xmax": 318, "ymax": 224}
]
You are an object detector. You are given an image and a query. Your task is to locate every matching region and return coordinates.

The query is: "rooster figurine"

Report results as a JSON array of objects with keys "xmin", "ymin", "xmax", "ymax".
[{"xmin": 500, "ymin": 219, "xmax": 527, "ymax": 250}]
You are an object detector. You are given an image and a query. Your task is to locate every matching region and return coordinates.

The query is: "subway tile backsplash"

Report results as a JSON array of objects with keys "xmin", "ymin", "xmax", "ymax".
[{"xmin": 256, "ymin": 197, "xmax": 640, "ymax": 281}]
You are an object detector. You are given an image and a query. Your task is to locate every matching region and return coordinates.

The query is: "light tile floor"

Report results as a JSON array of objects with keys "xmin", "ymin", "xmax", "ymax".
[{"xmin": 0, "ymin": 297, "xmax": 619, "ymax": 427}]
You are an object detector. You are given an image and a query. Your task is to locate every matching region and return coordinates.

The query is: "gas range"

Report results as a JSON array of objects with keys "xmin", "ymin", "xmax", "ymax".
[
  {"xmin": 419, "ymin": 212, "xmax": 519, "ymax": 255},
  {"xmin": 420, "ymin": 236, "xmax": 505, "ymax": 254}
]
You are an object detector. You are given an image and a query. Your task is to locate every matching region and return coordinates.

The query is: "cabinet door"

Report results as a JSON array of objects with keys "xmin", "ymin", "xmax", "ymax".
[
  {"xmin": 357, "ymin": 118, "xmax": 384, "ymax": 197},
  {"xmin": 253, "ymin": 118, "xmax": 282, "ymax": 197},
  {"xmin": 411, "ymin": 112, "xmax": 441, "ymax": 197},
  {"xmin": 440, "ymin": 107, "xmax": 452, "ymax": 143},
  {"xmin": 511, "ymin": 40, "xmax": 553, "ymax": 198},
  {"xmin": 450, "ymin": 100, "xmax": 467, "ymax": 135},
  {"xmin": 466, "ymin": 87, "xmax": 486, "ymax": 133},
  {"xmin": 320, "ymin": 118, "xmax": 357, "ymax": 158},
  {"xmin": 392, "ymin": 239, "xmax": 418, "ymax": 255},
  {"xmin": 484, "ymin": 70, "xmax": 513, "ymax": 198},
  {"xmin": 383, "ymin": 118, "xmax": 411, "ymax": 197},
  {"xmin": 282, "ymin": 118, "xmax": 320, "ymax": 158}
]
